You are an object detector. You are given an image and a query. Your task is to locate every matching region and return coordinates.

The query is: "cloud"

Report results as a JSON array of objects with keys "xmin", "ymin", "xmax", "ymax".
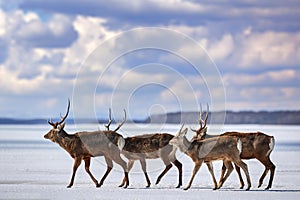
[
  {"xmin": 223, "ymin": 68, "xmax": 300, "ymax": 111},
  {"xmin": 223, "ymin": 69, "xmax": 300, "ymax": 87},
  {"xmin": 0, "ymin": 63, "xmax": 74, "ymax": 97},
  {"xmin": 0, "ymin": 38, "xmax": 7, "ymax": 63},
  {"xmin": 234, "ymin": 31, "xmax": 300, "ymax": 68},
  {"xmin": 0, "ymin": 1, "xmax": 299, "ymax": 118},
  {"xmin": 19, "ymin": 0, "xmax": 300, "ymax": 33},
  {"xmin": 206, "ymin": 34, "xmax": 234, "ymax": 61},
  {"xmin": 226, "ymin": 86, "xmax": 300, "ymax": 111},
  {"xmin": 0, "ymin": 9, "xmax": 5, "ymax": 36},
  {"xmin": 15, "ymin": 13, "xmax": 78, "ymax": 48},
  {"xmin": 19, "ymin": 0, "xmax": 207, "ymax": 27}
]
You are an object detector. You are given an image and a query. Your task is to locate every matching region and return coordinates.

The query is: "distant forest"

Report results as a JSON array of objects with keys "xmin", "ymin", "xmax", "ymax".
[
  {"xmin": 1, "ymin": 111, "xmax": 300, "ymax": 125},
  {"xmin": 145, "ymin": 111, "xmax": 300, "ymax": 125}
]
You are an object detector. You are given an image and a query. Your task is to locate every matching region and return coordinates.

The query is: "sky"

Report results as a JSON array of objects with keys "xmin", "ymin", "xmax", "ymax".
[{"xmin": 0, "ymin": 0, "xmax": 299, "ymax": 120}]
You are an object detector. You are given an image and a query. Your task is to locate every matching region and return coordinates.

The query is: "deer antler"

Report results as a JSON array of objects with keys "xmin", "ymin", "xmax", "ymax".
[
  {"xmin": 58, "ymin": 99, "xmax": 70, "ymax": 124},
  {"xmin": 105, "ymin": 108, "xmax": 112, "ymax": 130},
  {"xmin": 48, "ymin": 118, "xmax": 56, "ymax": 127},
  {"xmin": 202, "ymin": 103, "xmax": 209, "ymax": 129},
  {"xmin": 191, "ymin": 103, "xmax": 209, "ymax": 135},
  {"xmin": 114, "ymin": 109, "xmax": 126, "ymax": 132},
  {"xmin": 47, "ymin": 99, "xmax": 70, "ymax": 127},
  {"xmin": 179, "ymin": 124, "xmax": 185, "ymax": 132},
  {"xmin": 198, "ymin": 104, "xmax": 204, "ymax": 130},
  {"xmin": 190, "ymin": 126, "xmax": 198, "ymax": 132}
]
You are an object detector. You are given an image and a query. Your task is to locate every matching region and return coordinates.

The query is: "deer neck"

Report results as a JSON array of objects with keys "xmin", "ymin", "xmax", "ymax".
[
  {"xmin": 177, "ymin": 136, "xmax": 192, "ymax": 154},
  {"xmin": 56, "ymin": 130, "xmax": 78, "ymax": 154},
  {"xmin": 180, "ymin": 136, "xmax": 201, "ymax": 159}
]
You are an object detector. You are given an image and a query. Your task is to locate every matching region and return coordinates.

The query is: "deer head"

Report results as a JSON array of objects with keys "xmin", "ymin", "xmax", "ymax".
[
  {"xmin": 44, "ymin": 99, "xmax": 70, "ymax": 142},
  {"xmin": 169, "ymin": 124, "xmax": 188, "ymax": 149},
  {"xmin": 105, "ymin": 108, "xmax": 126, "ymax": 132},
  {"xmin": 190, "ymin": 104, "xmax": 209, "ymax": 140}
]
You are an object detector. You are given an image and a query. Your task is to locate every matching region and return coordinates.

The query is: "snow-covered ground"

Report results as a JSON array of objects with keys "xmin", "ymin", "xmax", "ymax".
[{"xmin": 0, "ymin": 124, "xmax": 299, "ymax": 199}]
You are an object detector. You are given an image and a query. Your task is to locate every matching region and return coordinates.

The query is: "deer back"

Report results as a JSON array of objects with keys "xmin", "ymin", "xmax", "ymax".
[
  {"xmin": 123, "ymin": 133, "xmax": 174, "ymax": 159},
  {"xmin": 221, "ymin": 131, "xmax": 274, "ymax": 159},
  {"xmin": 76, "ymin": 130, "xmax": 124, "ymax": 157},
  {"xmin": 190, "ymin": 136, "xmax": 241, "ymax": 161}
]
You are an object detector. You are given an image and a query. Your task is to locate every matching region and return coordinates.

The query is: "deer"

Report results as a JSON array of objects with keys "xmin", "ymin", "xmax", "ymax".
[
  {"xmin": 44, "ymin": 99, "xmax": 129, "ymax": 188},
  {"xmin": 191, "ymin": 104, "xmax": 276, "ymax": 190},
  {"xmin": 104, "ymin": 109, "xmax": 182, "ymax": 188},
  {"xmin": 169, "ymin": 125, "xmax": 252, "ymax": 190}
]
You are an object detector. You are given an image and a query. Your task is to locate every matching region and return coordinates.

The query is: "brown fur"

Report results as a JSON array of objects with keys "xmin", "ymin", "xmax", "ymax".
[
  {"xmin": 194, "ymin": 131, "xmax": 275, "ymax": 190},
  {"xmin": 44, "ymin": 101, "xmax": 129, "ymax": 188},
  {"xmin": 119, "ymin": 133, "xmax": 182, "ymax": 188},
  {"xmin": 44, "ymin": 125, "xmax": 129, "ymax": 188},
  {"xmin": 191, "ymin": 104, "xmax": 275, "ymax": 190},
  {"xmin": 170, "ymin": 127, "xmax": 251, "ymax": 190}
]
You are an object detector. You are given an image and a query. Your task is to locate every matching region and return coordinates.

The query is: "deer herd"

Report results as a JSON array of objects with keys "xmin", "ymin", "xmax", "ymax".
[{"xmin": 44, "ymin": 100, "xmax": 276, "ymax": 191}]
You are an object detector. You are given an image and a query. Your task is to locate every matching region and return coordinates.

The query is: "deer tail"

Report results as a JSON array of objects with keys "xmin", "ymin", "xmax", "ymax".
[
  {"xmin": 117, "ymin": 137, "xmax": 125, "ymax": 151},
  {"xmin": 266, "ymin": 136, "xmax": 275, "ymax": 156},
  {"xmin": 237, "ymin": 138, "xmax": 242, "ymax": 155}
]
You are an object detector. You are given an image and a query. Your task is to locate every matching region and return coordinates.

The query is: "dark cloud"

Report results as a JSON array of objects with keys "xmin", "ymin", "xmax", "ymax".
[
  {"xmin": 15, "ymin": 21, "xmax": 78, "ymax": 48},
  {"xmin": 19, "ymin": 0, "xmax": 300, "ymax": 33},
  {"xmin": 19, "ymin": 0, "xmax": 208, "ymax": 27},
  {"xmin": 18, "ymin": 30, "xmax": 78, "ymax": 48}
]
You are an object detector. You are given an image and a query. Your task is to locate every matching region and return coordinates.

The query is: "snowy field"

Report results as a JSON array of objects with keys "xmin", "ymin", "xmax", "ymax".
[{"xmin": 0, "ymin": 124, "xmax": 300, "ymax": 200}]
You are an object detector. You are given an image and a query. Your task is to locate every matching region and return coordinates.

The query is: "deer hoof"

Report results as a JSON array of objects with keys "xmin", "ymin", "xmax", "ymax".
[{"xmin": 258, "ymin": 183, "xmax": 262, "ymax": 188}]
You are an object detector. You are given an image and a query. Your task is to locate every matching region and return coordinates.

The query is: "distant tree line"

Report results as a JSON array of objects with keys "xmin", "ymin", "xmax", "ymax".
[
  {"xmin": 145, "ymin": 111, "xmax": 300, "ymax": 125},
  {"xmin": 1, "ymin": 111, "xmax": 300, "ymax": 125}
]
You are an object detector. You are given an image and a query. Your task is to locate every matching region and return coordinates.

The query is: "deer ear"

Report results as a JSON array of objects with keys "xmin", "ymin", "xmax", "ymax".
[
  {"xmin": 182, "ymin": 128, "xmax": 188, "ymax": 136},
  {"xmin": 200, "ymin": 127, "xmax": 208, "ymax": 136},
  {"xmin": 57, "ymin": 123, "xmax": 65, "ymax": 131},
  {"xmin": 60, "ymin": 122, "xmax": 65, "ymax": 130}
]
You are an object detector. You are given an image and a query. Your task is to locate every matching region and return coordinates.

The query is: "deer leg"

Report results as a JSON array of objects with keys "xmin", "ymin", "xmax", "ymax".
[
  {"xmin": 127, "ymin": 159, "xmax": 135, "ymax": 171},
  {"xmin": 218, "ymin": 162, "xmax": 227, "ymax": 186},
  {"xmin": 235, "ymin": 160, "xmax": 251, "ymax": 191},
  {"xmin": 139, "ymin": 158, "xmax": 151, "ymax": 187},
  {"xmin": 112, "ymin": 154, "xmax": 129, "ymax": 188},
  {"xmin": 258, "ymin": 168, "xmax": 269, "ymax": 188},
  {"xmin": 119, "ymin": 159, "xmax": 134, "ymax": 187},
  {"xmin": 218, "ymin": 160, "xmax": 234, "ymax": 189},
  {"xmin": 98, "ymin": 157, "xmax": 113, "ymax": 187},
  {"xmin": 266, "ymin": 162, "xmax": 275, "ymax": 190},
  {"xmin": 155, "ymin": 156, "xmax": 172, "ymax": 185},
  {"xmin": 167, "ymin": 148, "xmax": 182, "ymax": 188},
  {"xmin": 257, "ymin": 157, "xmax": 276, "ymax": 190},
  {"xmin": 67, "ymin": 157, "xmax": 82, "ymax": 188},
  {"xmin": 172, "ymin": 159, "xmax": 183, "ymax": 188},
  {"xmin": 83, "ymin": 158, "xmax": 99, "ymax": 187},
  {"xmin": 234, "ymin": 163, "xmax": 245, "ymax": 189},
  {"xmin": 206, "ymin": 162, "xmax": 218, "ymax": 190},
  {"xmin": 184, "ymin": 161, "xmax": 202, "ymax": 190}
]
